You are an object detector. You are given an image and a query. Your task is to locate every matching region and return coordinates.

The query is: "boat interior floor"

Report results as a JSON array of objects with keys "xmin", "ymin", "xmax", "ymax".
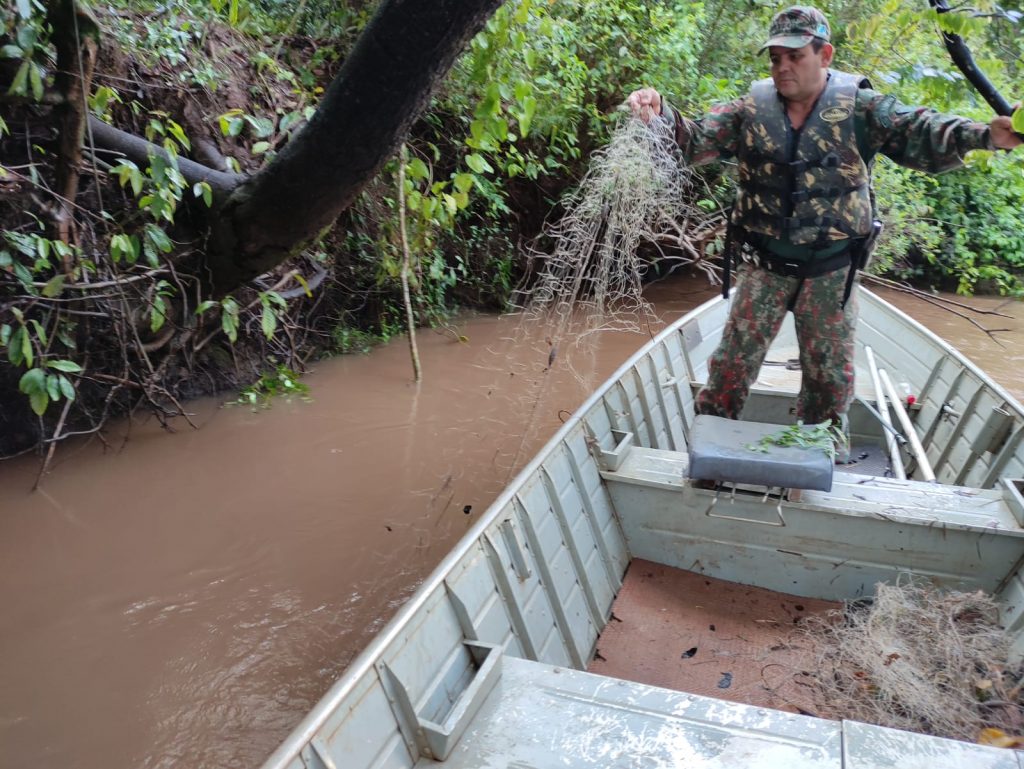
[
  {"xmin": 839, "ymin": 441, "xmax": 892, "ymax": 477},
  {"xmin": 587, "ymin": 559, "xmax": 837, "ymax": 716}
]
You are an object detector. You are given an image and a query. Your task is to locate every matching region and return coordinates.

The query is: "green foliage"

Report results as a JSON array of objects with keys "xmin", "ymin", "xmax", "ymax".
[
  {"xmin": 232, "ymin": 362, "xmax": 310, "ymax": 409},
  {"xmin": 747, "ymin": 422, "xmax": 848, "ymax": 460},
  {"xmin": 210, "ymin": 0, "xmax": 251, "ymax": 29},
  {"xmin": 871, "ymin": 152, "xmax": 1024, "ymax": 295},
  {"xmin": 3, "ymin": 0, "xmax": 1023, "ymax": 452},
  {"xmin": 2, "ymin": 0, "xmax": 50, "ymax": 102},
  {"xmin": 1, "ymin": 296, "xmax": 82, "ymax": 417},
  {"xmin": 330, "ymin": 324, "xmax": 383, "ymax": 355},
  {"xmin": 928, "ymin": 158, "xmax": 1024, "ymax": 295}
]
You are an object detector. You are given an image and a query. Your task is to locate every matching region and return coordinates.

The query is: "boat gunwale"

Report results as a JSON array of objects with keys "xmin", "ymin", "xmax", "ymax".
[
  {"xmin": 858, "ymin": 288, "xmax": 1024, "ymax": 420},
  {"xmin": 259, "ymin": 294, "xmax": 723, "ymax": 768},
  {"xmin": 260, "ymin": 287, "xmax": 1024, "ymax": 769}
]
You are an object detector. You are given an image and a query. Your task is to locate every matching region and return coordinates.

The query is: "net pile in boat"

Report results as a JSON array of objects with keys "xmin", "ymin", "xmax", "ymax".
[{"xmin": 798, "ymin": 579, "xmax": 1024, "ymax": 742}]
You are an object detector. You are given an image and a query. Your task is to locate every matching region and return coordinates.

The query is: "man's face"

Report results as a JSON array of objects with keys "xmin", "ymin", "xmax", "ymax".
[{"xmin": 768, "ymin": 43, "xmax": 833, "ymax": 102}]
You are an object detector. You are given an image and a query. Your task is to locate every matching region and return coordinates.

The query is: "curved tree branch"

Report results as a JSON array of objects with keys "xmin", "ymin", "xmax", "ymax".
[
  {"xmin": 206, "ymin": 0, "xmax": 505, "ymax": 295},
  {"xmin": 929, "ymin": 0, "xmax": 1019, "ymax": 119},
  {"xmin": 86, "ymin": 115, "xmax": 245, "ymax": 196}
]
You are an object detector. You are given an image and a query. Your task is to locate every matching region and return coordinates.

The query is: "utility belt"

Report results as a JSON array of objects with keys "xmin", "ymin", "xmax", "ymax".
[
  {"xmin": 721, "ymin": 222, "xmax": 883, "ymax": 308},
  {"xmin": 757, "ymin": 248, "xmax": 853, "ymax": 279}
]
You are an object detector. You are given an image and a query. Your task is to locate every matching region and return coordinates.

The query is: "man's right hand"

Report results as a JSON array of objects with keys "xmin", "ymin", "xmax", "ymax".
[
  {"xmin": 990, "ymin": 102, "xmax": 1022, "ymax": 150},
  {"xmin": 628, "ymin": 88, "xmax": 663, "ymax": 124}
]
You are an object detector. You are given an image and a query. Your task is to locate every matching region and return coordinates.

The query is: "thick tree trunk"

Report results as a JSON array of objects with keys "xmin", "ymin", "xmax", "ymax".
[
  {"xmin": 206, "ymin": 0, "xmax": 504, "ymax": 294},
  {"xmin": 48, "ymin": 0, "xmax": 100, "ymax": 251}
]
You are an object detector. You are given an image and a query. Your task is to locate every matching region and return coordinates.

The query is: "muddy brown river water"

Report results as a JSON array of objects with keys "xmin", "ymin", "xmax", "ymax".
[{"xmin": 1, "ymin": 275, "xmax": 1021, "ymax": 769}]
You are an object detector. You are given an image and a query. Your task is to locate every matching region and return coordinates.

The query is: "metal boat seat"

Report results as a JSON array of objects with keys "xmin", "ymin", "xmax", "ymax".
[{"xmin": 687, "ymin": 414, "xmax": 834, "ymax": 492}]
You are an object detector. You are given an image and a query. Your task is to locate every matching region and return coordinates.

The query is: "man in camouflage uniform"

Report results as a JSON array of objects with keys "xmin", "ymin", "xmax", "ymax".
[{"xmin": 629, "ymin": 5, "xmax": 1020, "ymax": 456}]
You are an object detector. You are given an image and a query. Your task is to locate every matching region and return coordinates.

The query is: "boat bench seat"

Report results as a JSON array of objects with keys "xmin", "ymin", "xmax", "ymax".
[
  {"xmin": 599, "ymin": 445, "xmax": 1024, "ymax": 600},
  {"xmin": 688, "ymin": 414, "xmax": 834, "ymax": 491},
  {"xmin": 423, "ymin": 655, "xmax": 1020, "ymax": 769}
]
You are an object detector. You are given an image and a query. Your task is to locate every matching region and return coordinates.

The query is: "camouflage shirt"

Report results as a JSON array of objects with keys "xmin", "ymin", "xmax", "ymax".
[{"xmin": 665, "ymin": 80, "xmax": 995, "ymax": 174}]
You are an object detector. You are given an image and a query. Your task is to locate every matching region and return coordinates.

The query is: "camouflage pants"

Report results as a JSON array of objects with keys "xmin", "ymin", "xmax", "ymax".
[{"xmin": 694, "ymin": 262, "xmax": 858, "ymax": 426}]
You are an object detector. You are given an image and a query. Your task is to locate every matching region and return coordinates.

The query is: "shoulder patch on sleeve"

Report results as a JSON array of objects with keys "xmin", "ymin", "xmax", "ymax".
[{"xmin": 873, "ymin": 94, "xmax": 899, "ymax": 129}]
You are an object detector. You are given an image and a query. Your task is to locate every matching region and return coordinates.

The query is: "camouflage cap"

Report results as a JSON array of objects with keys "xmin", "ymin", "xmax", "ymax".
[{"xmin": 759, "ymin": 6, "xmax": 831, "ymax": 52}]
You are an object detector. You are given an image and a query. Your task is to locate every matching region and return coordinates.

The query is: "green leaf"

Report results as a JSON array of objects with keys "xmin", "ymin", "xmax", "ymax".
[
  {"xmin": 1012, "ymin": 108, "xmax": 1024, "ymax": 135},
  {"xmin": 242, "ymin": 114, "xmax": 274, "ymax": 138},
  {"xmin": 15, "ymin": 24, "xmax": 35, "ymax": 50},
  {"xmin": 261, "ymin": 304, "xmax": 277, "ymax": 339},
  {"xmin": 18, "ymin": 367, "xmax": 45, "ymax": 395},
  {"xmin": 29, "ymin": 319, "xmax": 47, "ymax": 346},
  {"xmin": 221, "ymin": 298, "xmax": 239, "ymax": 343},
  {"xmin": 41, "ymin": 274, "xmax": 65, "ymax": 297},
  {"xmin": 442, "ymin": 193, "xmax": 458, "ymax": 216},
  {"xmin": 150, "ymin": 294, "xmax": 166, "ymax": 333},
  {"xmin": 280, "ymin": 111, "xmax": 301, "ymax": 132},
  {"xmin": 465, "ymin": 153, "xmax": 493, "ymax": 174},
  {"xmin": 45, "ymin": 374, "xmax": 60, "ymax": 401},
  {"xmin": 453, "ymin": 173, "xmax": 475, "ymax": 194},
  {"xmin": 145, "ymin": 224, "xmax": 173, "ymax": 254},
  {"xmin": 251, "ymin": 141, "xmax": 270, "ymax": 154},
  {"xmin": 58, "ymin": 374, "xmax": 75, "ymax": 401},
  {"xmin": 13, "ymin": 262, "xmax": 34, "ymax": 291},
  {"xmin": 89, "ymin": 85, "xmax": 120, "ymax": 117},
  {"xmin": 193, "ymin": 181, "xmax": 213, "ymax": 206},
  {"xmin": 56, "ymin": 325, "xmax": 77, "ymax": 350},
  {"xmin": 407, "ymin": 157, "xmax": 429, "ymax": 181},
  {"xmin": 110, "ymin": 233, "xmax": 136, "ymax": 264},
  {"xmin": 195, "ymin": 300, "xmax": 217, "ymax": 315},
  {"xmin": 7, "ymin": 327, "xmax": 25, "ymax": 366},
  {"xmin": 28, "ymin": 389, "xmax": 49, "ymax": 416},
  {"xmin": 20, "ymin": 324, "xmax": 33, "ymax": 367},
  {"xmin": 28, "ymin": 63, "xmax": 43, "ymax": 102},
  {"xmin": 514, "ymin": 0, "xmax": 532, "ymax": 24},
  {"xmin": 9, "ymin": 61, "xmax": 30, "ymax": 97},
  {"xmin": 0, "ymin": 44, "xmax": 23, "ymax": 59},
  {"xmin": 46, "ymin": 359, "xmax": 82, "ymax": 373},
  {"xmin": 166, "ymin": 120, "xmax": 191, "ymax": 150},
  {"xmin": 16, "ymin": 0, "xmax": 31, "ymax": 19}
]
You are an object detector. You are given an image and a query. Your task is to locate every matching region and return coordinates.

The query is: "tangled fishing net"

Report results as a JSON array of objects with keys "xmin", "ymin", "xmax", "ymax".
[
  {"xmin": 497, "ymin": 109, "xmax": 719, "ymax": 476},
  {"xmin": 515, "ymin": 110, "xmax": 719, "ymax": 341},
  {"xmin": 798, "ymin": 579, "xmax": 1024, "ymax": 742}
]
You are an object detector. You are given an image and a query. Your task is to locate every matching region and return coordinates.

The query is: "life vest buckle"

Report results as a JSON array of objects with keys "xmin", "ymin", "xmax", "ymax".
[{"xmin": 821, "ymin": 152, "xmax": 841, "ymax": 168}]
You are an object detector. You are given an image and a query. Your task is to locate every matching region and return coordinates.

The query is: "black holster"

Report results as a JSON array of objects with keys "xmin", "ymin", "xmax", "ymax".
[{"xmin": 842, "ymin": 219, "xmax": 883, "ymax": 307}]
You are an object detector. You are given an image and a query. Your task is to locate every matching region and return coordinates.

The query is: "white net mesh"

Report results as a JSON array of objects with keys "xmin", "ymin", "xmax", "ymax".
[
  {"xmin": 514, "ymin": 111, "xmax": 718, "ymax": 342},
  {"xmin": 497, "ymin": 111, "xmax": 720, "ymax": 476},
  {"xmin": 798, "ymin": 579, "xmax": 1023, "ymax": 741}
]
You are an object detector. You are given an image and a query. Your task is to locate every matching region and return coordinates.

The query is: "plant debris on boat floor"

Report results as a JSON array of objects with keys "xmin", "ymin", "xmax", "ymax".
[{"xmin": 797, "ymin": 578, "xmax": 1024, "ymax": 743}]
